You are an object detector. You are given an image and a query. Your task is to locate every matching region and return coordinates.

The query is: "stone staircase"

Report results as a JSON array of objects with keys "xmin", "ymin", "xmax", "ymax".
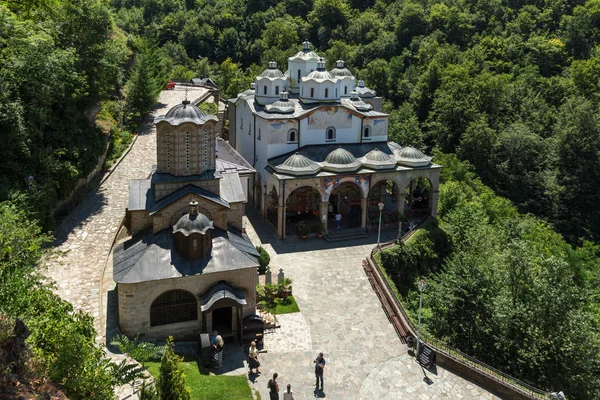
[{"xmin": 324, "ymin": 226, "xmax": 368, "ymax": 242}]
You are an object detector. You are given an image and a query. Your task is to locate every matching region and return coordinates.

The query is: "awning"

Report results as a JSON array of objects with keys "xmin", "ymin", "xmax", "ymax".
[{"xmin": 199, "ymin": 283, "xmax": 247, "ymax": 312}]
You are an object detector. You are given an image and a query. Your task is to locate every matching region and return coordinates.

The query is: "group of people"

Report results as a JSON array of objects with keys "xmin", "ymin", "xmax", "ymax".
[{"xmin": 249, "ymin": 342, "xmax": 326, "ymax": 399}]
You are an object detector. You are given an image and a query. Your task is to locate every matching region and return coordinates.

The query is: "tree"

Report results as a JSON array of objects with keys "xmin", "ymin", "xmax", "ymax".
[{"xmin": 157, "ymin": 337, "xmax": 191, "ymax": 400}]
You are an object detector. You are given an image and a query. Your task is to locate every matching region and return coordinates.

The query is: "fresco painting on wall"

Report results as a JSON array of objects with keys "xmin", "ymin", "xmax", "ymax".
[
  {"xmin": 370, "ymin": 119, "xmax": 388, "ymax": 136},
  {"xmin": 308, "ymin": 108, "xmax": 352, "ymax": 130},
  {"xmin": 269, "ymin": 122, "xmax": 291, "ymax": 144},
  {"xmin": 322, "ymin": 177, "xmax": 340, "ymax": 201}
]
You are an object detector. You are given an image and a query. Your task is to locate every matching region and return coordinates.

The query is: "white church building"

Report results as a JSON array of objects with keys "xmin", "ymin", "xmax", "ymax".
[{"xmin": 227, "ymin": 41, "xmax": 441, "ymax": 240}]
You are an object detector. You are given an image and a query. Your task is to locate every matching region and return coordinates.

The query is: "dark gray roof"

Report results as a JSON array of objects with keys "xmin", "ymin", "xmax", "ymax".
[
  {"xmin": 191, "ymin": 78, "xmax": 218, "ymax": 88},
  {"xmin": 219, "ymin": 173, "xmax": 246, "ymax": 203},
  {"xmin": 149, "ymin": 184, "xmax": 229, "ymax": 215},
  {"xmin": 216, "ymin": 139, "xmax": 255, "ymax": 174},
  {"xmin": 155, "ymin": 100, "xmax": 218, "ymax": 126},
  {"xmin": 129, "ymin": 179, "xmax": 153, "ymax": 211},
  {"xmin": 173, "ymin": 212, "xmax": 214, "ymax": 235},
  {"xmin": 199, "ymin": 282, "xmax": 247, "ymax": 312},
  {"xmin": 113, "ymin": 227, "xmax": 259, "ymax": 284}
]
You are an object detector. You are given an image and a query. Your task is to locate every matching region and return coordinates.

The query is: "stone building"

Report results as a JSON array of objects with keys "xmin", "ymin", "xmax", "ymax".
[
  {"xmin": 113, "ymin": 99, "xmax": 258, "ymax": 341},
  {"xmin": 227, "ymin": 42, "xmax": 441, "ymax": 239}
]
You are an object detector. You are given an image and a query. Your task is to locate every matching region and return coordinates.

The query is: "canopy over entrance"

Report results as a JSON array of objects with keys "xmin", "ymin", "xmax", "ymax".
[{"xmin": 199, "ymin": 282, "xmax": 247, "ymax": 312}]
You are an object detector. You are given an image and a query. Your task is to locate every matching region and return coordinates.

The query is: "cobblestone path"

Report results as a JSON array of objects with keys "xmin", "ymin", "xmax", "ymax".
[
  {"xmin": 243, "ymin": 207, "xmax": 501, "ymax": 400},
  {"xmin": 43, "ymin": 87, "xmax": 207, "ymax": 338}
]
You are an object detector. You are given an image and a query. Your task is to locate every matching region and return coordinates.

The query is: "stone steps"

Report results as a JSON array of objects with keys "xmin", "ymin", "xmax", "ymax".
[{"xmin": 324, "ymin": 227, "xmax": 368, "ymax": 242}]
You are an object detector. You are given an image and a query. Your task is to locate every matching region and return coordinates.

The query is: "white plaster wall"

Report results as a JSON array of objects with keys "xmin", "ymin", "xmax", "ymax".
[
  {"xmin": 299, "ymin": 107, "xmax": 363, "ymax": 146},
  {"xmin": 235, "ymin": 101, "xmax": 254, "ymax": 166},
  {"xmin": 255, "ymin": 77, "xmax": 287, "ymax": 105},
  {"xmin": 288, "ymin": 59, "xmax": 319, "ymax": 93},
  {"xmin": 254, "ymin": 118, "xmax": 270, "ymax": 175},
  {"xmin": 364, "ymin": 117, "xmax": 389, "ymax": 142},
  {"xmin": 299, "ymin": 80, "xmax": 340, "ymax": 103},
  {"xmin": 267, "ymin": 119, "xmax": 299, "ymax": 158}
]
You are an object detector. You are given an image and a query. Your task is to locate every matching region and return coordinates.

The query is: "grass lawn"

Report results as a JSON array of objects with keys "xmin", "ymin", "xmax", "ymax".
[
  {"xmin": 145, "ymin": 359, "xmax": 253, "ymax": 400},
  {"xmin": 273, "ymin": 295, "xmax": 300, "ymax": 314}
]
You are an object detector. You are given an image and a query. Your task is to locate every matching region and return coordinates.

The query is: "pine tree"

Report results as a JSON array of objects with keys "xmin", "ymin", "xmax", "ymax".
[{"xmin": 157, "ymin": 337, "xmax": 191, "ymax": 400}]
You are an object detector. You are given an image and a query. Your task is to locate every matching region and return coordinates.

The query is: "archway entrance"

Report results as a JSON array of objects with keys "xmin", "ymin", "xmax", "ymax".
[
  {"xmin": 285, "ymin": 186, "xmax": 321, "ymax": 237},
  {"xmin": 404, "ymin": 177, "xmax": 431, "ymax": 229},
  {"xmin": 328, "ymin": 182, "xmax": 362, "ymax": 230},
  {"xmin": 368, "ymin": 179, "xmax": 401, "ymax": 229},
  {"xmin": 212, "ymin": 307, "xmax": 233, "ymax": 335}
]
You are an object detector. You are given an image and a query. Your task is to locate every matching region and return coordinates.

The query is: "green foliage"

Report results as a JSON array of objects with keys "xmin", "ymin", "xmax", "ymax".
[
  {"xmin": 256, "ymin": 246, "xmax": 271, "ymax": 275},
  {"xmin": 157, "ymin": 337, "xmax": 191, "ymax": 400},
  {"xmin": 110, "ymin": 334, "xmax": 165, "ymax": 366}
]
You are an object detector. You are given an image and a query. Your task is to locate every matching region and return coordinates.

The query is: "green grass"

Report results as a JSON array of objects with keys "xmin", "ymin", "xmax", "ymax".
[
  {"xmin": 273, "ymin": 295, "xmax": 300, "ymax": 314},
  {"xmin": 145, "ymin": 359, "xmax": 253, "ymax": 400}
]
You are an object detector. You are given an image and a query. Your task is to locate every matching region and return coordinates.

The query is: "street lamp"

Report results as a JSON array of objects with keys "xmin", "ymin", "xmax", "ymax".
[
  {"xmin": 377, "ymin": 202, "xmax": 384, "ymax": 248},
  {"xmin": 416, "ymin": 279, "xmax": 427, "ymax": 356}
]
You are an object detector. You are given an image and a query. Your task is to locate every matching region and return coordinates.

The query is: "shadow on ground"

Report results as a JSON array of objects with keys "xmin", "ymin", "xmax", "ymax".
[
  {"xmin": 245, "ymin": 205, "xmax": 399, "ymax": 255},
  {"xmin": 53, "ymin": 190, "xmax": 108, "ymax": 247}
]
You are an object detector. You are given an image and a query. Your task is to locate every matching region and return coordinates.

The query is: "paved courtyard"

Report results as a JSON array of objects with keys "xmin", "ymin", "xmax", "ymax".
[
  {"xmin": 242, "ymin": 207, "xmax": 501, "ymax": 400},
  {"xmin": 42, "ymin": 87, "xmax": 501, "ymax": 399}
]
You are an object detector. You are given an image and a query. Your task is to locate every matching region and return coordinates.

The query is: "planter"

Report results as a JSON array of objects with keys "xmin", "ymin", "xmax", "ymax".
[
  {"xmin": 317, "ymin": 233, "xmax": 323, "ymax": 238},
  {"xmin": 301, "ymin": 234, "xmax": 307, "ymax": 239}
]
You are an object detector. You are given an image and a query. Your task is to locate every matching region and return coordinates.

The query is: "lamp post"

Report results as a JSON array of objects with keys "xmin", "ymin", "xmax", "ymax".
[
  {"xmin": 416, "ymin": 279, "xmax": 427, "ymax": 356},
  {"xmin": 377, "ymin": 202, "xmax": 384, "ymax": 248}
]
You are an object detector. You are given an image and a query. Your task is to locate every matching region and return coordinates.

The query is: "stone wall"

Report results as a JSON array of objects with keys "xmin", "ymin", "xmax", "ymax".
[
  {"xmin": 117, "ymin": 267, "xmax": 257, "ymax": 340},
  {"xmin": 228, "ymin": 202, "xmax": 244, "ymax": 231},
  {"xmin": 152, "ymin": 193, "xmax": 228, "ymax": 232},
  {"xmin": 129, "ymin": 210, "xmax": 151, "ymax": 237}
]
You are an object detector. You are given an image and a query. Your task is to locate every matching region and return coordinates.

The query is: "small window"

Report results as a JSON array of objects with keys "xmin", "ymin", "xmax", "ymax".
[
  {"xmin": 297, "ymin": 69, "xmax": 301, "ymax": 81},
  {"xmin": 326, "ymin": 127, "xmax": 336, "ymax": 141},
  {"xmin": 287, "ymin": 129, "xmax": 297, "ymax": 143},
  {"xmin": 264, "ymin": 86, "xmax": 267, "ymax": 95},
  {"xmin": 335, "ymin": 88, "xmax": 337, "ymax": 97},
  {"xmin": 275, "ymin": 86, "xmax": 279, "ymax": 95},
  {"xmin": 325, "ymin": 88, "xmax": 328, "ymax": 98},
  {"xmin": 258, "ymin": 128, "xmax": 261, "ymax": 140},
  {"xmin": 310, "ymin": 88, "xmax": 314, "ymax": 97},
  {"xmin": 363, "ymin": 126, "xmax": 371, "ymax": 139},
  {"xmin": 240, "ymin": 118, "xmax": 243, "ymax": 130},
  {"xmin": 344, "ymin": 86, "xmax": 348, "ymax": 95}
]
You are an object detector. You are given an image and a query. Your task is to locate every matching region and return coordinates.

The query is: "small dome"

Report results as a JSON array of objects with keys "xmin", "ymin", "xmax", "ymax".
[
  {"xmin": 305, "ymin": 58, "xmax": 335, "ymax": 81},
  {"xmin": 395, "ymin": 146, "xmax": 428, "ymax": 160},
  {"xmin": 265, "ymin": 91, "xmax": 295, "ymax": 113},
  {"xmin": 289, "ymin": 40, "xmax": 321, "ymax": 61},
  {"xmin": 330, "ymin": 60, "xmax": 354, "ymax": 77},
  {"xmin": 275, "ymin": 153, "xmax": 321, "ymax": 176},
  {"xmin": 258, "ymin": 61, "xmax": 285, "ymax": 79},
  {"xmin": 365, "ymin": 148, "xmax": 392, "ymax": 161},
  {"xmin": 355, "ymin": 80, "xmax": 376, "ymax": 98},
  {"xmin": 325, "ymin": 147, "xmax": 357, "ymax": 164},
  {"xmin": 239, "ymin": 82, "xmax": 256, "ymax": 97},
  {"xmin": 388, "ymin": 141, "xmax": 402, "ymax": 151},
  {"xmin": 173, "ymin": 202, "xmax": 214, "ymax": 236},
  {"xmin": 159, "ymin": 100, "xmax": 214, "ymax": 126}
]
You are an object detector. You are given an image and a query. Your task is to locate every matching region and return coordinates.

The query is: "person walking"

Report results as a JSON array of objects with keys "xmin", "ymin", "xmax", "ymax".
[
  {"xmin": 211, "ymin": 330, "xmax": 224, "ymax": 370},
  {"xmin": 335, "ymin": 213, "xmax": 342, "ymax": 229},
  {"xmin": 248, "ymin": 341, "xmax": 261, "ymax": 374},
  {"xmin": 267, "ymin": 373, "xmax": 280, "ymax": 400},
  {"xmin": 283, "ymin": 383, "xmax": 294, "ymax": 400},
  {"xmin": 314, "ymin": 352, "xmax": 326, "ymax": 392}
]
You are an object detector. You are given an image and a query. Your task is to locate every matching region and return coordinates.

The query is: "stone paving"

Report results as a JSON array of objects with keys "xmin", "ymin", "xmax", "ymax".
[
  {"xmin": 243, "ymin": 206, "xmax": 502, "ymax": 400},
  {"xmin": 43, "ymin": 87, "xmax": 208, "ymax": 338}
]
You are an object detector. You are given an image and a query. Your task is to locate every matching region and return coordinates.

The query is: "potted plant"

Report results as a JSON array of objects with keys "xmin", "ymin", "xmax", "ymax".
[
  {"xmin": 298, "ymin": 221, "xmax": 309, "ymax": 239},
  {"xmin": 317, "ymin": 224, "xmax": 324, "ymax": 238}
]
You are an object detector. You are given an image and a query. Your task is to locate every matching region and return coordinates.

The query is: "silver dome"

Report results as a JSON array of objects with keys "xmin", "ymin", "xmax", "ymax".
[
  {"xmin": 173, "ymin": 209, "xmax": 214, "ymax": 236},
  {"xmin": 275, "ymin": 153, "xmax": 321, "ymax": 176},
  {"xmin": 158, "ymin": 100, "xmax": 216, "ymax": 126}
]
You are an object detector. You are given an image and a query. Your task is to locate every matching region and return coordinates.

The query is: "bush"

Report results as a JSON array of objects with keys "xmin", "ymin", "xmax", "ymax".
[{"xmin": 256, "ymin": 246, "xmax": 270, "ymax": 275}]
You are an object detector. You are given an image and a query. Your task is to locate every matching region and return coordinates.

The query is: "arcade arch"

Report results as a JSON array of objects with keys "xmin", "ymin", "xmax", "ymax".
[{"xmin": 285, "ymin": 186, "xmax": 322, "ymax": 237}]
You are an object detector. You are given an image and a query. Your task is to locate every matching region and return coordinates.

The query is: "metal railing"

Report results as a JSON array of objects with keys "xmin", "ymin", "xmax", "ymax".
[{"xmin": 365, "ymin": 220, "xmax": 551, "ymax": 399}]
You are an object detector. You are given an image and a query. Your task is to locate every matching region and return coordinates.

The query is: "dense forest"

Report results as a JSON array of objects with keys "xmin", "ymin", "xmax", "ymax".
[{"xmin": 1, "ymin": 0, "xmax": 600, "ymax": 398}]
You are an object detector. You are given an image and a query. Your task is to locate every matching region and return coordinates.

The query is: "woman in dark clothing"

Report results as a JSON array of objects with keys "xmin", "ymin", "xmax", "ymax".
[{"xmin": 267, "ymin": 372, "xmax": 279, "ymax": 400}]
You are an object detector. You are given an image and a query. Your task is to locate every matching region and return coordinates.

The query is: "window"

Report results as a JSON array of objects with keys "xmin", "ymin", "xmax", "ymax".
[
  {"xmin": 310, "ymin": 88, "xmax": 314, "ymax": 97},
  {"xmin": 258, "ymin": 128, "xmax": 261, "ymax": 140},
  {"xmin": 275, "ymin": 86, "xmax": 279, "ymax": 95},
  {"xmin": 150, "ymin": 290, "xmax": 197, "ymax": 326},
  {"xmin": 335, "ymin": 88, "xmax": 337, "ymax": 98},
  {"xmin": 325, "ymin": 88, "xmax": 328, "ymax": 98},
  {"xmin": 186, "ymin": 132, "xmax": 190, "ymax": 169},
  {"xmin": 240, "ymin": 118, "xmax": 243, "ymax": 130},
  {"xmin": 344, "ymin": 86, "xmax": 348, "ymax": 95},
  {"xmin": 263, "ymin": 86, "xmax": 267, "ymax": 95},
  {"xmin": 287, "ymin": 129, "xmax": 297, "ymax": 143},
  {"xmin": 297, "ymin": 69, "xmax": 301, "ymax": 82},
  {"xmin": 326, "ymin": 127, "xmax": 336, "ymax": 141},
  {"xmin": 363, "ymin": 126, "xmax": 371, "ymax": 139},
  {"xmin": 248, "ymin": 122, "xmax": 251, "ymax": 135}
]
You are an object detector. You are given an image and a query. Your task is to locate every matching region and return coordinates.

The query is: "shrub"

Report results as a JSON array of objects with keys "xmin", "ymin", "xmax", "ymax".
[{"xmin": 256, "ymin": 246, "xmax": 270, "ymax": 274}]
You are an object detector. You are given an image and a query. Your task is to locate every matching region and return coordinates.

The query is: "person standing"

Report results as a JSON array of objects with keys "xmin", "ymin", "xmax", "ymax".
[
  {"xmin": 267, "ymin": 372, "xmax": 280, "ymax": 400},
  {"xmin": 248, "ymin": 341, "xmax": 261, "ymax": 374},
  {"xmin": 283, "ymin": 384, "xmax": 294, "ymax": 400},
  {"xmin": 314, "ymin": 352, "xmax": 325, "ymax": 391},
  {"xmin": 211, "ymin": 330, "xmax": 224, "ymax": 370},
  {"xmin": 335, "ymin": 213, "xmax": 342, "ymax": 229}
]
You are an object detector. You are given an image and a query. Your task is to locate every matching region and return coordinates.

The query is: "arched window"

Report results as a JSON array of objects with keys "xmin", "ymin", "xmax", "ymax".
[
  {"xmin": 363, "ymin": 125, "xmax": 371, "ymax": 139},
  {"xmin": 150, "ymin": 290, "xmax": 197, "ymax": 326},
  {"xmin": 287, "ymin": 129, "xmax": 297, "ymax": 143},
  {"xmin": 326, "ymin": 127, "xmax": 336, "ymax": 141}
]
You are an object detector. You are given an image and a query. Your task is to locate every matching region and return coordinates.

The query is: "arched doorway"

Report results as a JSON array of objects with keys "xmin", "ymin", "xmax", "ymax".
[
  {"xmin": 404, "ymin": 177, "xmax": 431, "ymax": 229},
  {"xmin": 368, "ymin": 179, "xmax": 401, "ymax": 230},
  {"xmin": 285, "ymin": 186, "xmax": 321, "ymax": 237},
  {"xmin": 328, "ymin": 182, "xmax": 362, "ymax": 230}
]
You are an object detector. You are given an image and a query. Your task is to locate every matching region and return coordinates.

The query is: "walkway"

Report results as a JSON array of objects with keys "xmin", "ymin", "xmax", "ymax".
[
  {"xmin": 43, "ymin": 87, "xmax": 208, "ymax": 338},
  {"xmin": 243, "ymin": 206, "xmax": 501, "ymax": 400}
]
